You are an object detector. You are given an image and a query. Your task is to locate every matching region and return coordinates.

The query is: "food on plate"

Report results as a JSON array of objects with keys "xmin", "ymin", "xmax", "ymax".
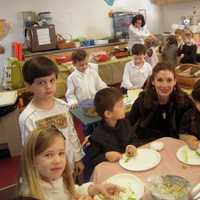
[
  {"xmin": 148, "ymin": 175, "xmax": 191, "ymax": 200},
  {"xmin": 125, "ymin": 145, "xmax": 137, "ymax": 158},
  {"xmin": 95, "ymin": 187, "xmax": 136, "ymax": 200}
]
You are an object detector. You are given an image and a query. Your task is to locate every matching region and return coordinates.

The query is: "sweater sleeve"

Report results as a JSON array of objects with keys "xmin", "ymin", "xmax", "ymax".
[
  {"xmin": 65, "ymin": 76, "xmax": 78, "ymax": 107},
  {"xmin": 127, "ymin": 96, "xmax": 141, "ymax": 126}
]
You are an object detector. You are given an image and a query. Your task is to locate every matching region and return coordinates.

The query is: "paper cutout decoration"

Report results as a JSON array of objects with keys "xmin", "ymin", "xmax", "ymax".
[{"xmin": 104, "ymin": 0, "xmax": 115, "ymax": 6}]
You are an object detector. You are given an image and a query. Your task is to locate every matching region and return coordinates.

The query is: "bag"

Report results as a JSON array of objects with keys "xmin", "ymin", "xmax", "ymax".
[{"xmin": 2, "ymin": 57, "xmax": 24, "ymax": 90}]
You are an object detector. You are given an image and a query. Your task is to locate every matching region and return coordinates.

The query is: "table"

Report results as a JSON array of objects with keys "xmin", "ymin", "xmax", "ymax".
[{"xmin": 91, "ymin": 137, "xmax": 200, "ymax": 199}]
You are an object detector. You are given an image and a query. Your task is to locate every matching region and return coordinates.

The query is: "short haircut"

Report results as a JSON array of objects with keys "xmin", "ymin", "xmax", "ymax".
[
  {"xmin": 94, "ymin": 87, "xmax": 123, "ymax": 118},
  {"xmin": 131, "ymin": 44, "xmax": 146, "ymax": 55},
  {"xmin": 167, "ymin": 35, "xmax": 178, "ymax": 46},
  {"xmin": 131, "ymin": 14, "xmax": 145, "ymax": 27},
  {"xmin": 72, "ymin": 49, "xmax": 87, "ymax": 63},
  {"xmin": 192, "ymin": 80, "xmax": 200, "ymax": 102},
  {"xmin": 22, "ymin": 56, "xmax": 58, "ymax": 84}
]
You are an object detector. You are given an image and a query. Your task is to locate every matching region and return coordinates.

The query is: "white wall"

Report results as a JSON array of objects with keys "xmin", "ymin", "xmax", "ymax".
[
  {"xmin": 0, "ymin": 0, "xmax": 162, "ymax": 84},
  {"xmin": 161, "ymin": 0, "xmax": 200, "ymax": 32}
]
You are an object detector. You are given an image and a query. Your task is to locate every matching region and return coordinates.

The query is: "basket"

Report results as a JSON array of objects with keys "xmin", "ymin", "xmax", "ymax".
[
  {"xmin": 175, "ymin": 64, "xmax": 200, "ymax": 89},
  {"xmin": 56, "ymin": 33, "xmax": 76, "ymax": 49}
]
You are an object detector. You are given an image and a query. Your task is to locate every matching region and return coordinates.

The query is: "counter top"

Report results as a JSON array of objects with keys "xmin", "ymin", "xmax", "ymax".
[{"xmin": 24, "ymin": 41, "xmax": 128, "ymax": 58}]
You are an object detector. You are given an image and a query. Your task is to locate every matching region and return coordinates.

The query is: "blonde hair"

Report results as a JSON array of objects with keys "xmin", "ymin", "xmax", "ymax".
[{"xmin": 18, "ymin": 127, "xmax": 75, "ymax": 200}]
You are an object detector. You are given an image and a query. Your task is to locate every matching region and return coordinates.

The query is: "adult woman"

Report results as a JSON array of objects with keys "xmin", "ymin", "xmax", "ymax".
[
  {"xmin": 127, "ymin": 62, "xmax": 194, "ymax": 146},
  {"xmin": 128, "ymin": 14, "xmax": 150, "ymax": 51}
]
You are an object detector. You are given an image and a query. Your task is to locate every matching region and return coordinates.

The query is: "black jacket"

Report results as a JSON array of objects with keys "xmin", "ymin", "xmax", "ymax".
[
  {"xmin": 178, "ymin": 43, "xmax": 197, "ymax": 64},
  {"xmin": 127, "ymin": 89, "xmax": 194, "ymax": 145},
  {"xmin": 179, "ymin": 107, "xmax": 200, "ymax": 139},
  {"xmin": 89, "ymin": 119, "xmax": 137, "ymax": 167}
]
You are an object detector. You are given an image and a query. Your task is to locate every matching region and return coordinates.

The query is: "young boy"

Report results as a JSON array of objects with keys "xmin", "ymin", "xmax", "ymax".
[
  {"xmin": 19, "ymin": 56, "xmax": 84, "ymax": 175},
  {"xmin": 65, "ymin": 49, "xmax": 107, "ymax": 108},
  {"xmin": 179, "ymin": 80, "xmax": 200, "ymax": 150},
  {"xmin": 89, "ymin": 87, "xmax": 137, "ymax": 167},
  {"xmin": 121, "ymin": 43, "xmax": 152, "ymax": 92}
]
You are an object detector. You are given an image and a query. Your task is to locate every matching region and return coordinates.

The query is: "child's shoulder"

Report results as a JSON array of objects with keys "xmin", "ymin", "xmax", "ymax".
[
  {"xmin": 19, "ymin": 101, "xmax": 35, "ymax": 123},
  {"xmin": 54, "ymin": 98, "xmax": 68, "ymax": 107}
]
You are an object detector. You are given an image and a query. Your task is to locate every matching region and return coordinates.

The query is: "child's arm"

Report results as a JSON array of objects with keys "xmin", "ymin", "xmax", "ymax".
[
  {"xmin": 121, "ymin": 64, "xmax": 134, "ymax": 89},
  {"xmin": 65, "ymin": 76, "xmax": 78, "ymax": 108},
  {"xmin": 105, "ymin": 151, "xmax": 122, "ymax": 162},
  {"xmin": 180, "ymin": 134, "xmax": 199, "ymax": 150}
]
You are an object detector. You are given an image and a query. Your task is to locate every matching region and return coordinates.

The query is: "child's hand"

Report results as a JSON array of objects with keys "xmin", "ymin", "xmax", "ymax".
[
  {"xmin": 105, "ymin": 151, "xmax": 122, "ymax": 162},
  {"xmin": 186, "ymin": 135, "xmax": 199, "ymax": 150},
  {"xmin": 125, "ymin": 145, "xmax": 137, "ymax": 157},
  {"xmin": 82, "ymin": 136, "xmax": 91, "ymax": 148},
  {"xmin": 70, "ymin": 103, "xmax": 78, "ymax": 109},
  {"xmin": 74, "ymin": 160, "xmax": 85, "ymax": 176},
  {"xmin": 88, "ymin": 183, "xmax": 122, "ymax": 199}
]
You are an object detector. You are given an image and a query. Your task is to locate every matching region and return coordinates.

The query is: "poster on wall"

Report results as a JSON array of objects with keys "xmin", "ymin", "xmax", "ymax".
[{"xmin": 104, "ymin": 0, "xmax": 115, "ymax": 6}]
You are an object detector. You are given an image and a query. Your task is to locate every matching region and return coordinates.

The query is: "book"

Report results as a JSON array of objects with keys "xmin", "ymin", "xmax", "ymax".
[{"xmin": 0, "ymin": 90, "xmax": 18, "ymax": 107}]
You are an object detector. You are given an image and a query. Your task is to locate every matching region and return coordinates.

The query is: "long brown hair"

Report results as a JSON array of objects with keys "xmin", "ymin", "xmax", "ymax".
[{"xmin": 18, "ymin": 127, "xmax": 75, "ymax": 200}]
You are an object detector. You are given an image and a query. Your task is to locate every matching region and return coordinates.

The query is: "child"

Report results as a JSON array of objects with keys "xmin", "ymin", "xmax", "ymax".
[
  {"xmin": 144, "ymin": 35, "xmax": 159, "ymax": 68},
  {"xmin": 18, "ymin": 127, "xmax": 121, "ymax": 200},
  {"xmin": 89, "ymin": 87, "xmax": 137, "ymax": 167},
  {"xmin": 175, "ymin": 28, "xmax": 184, "ymax": 48},
  {"xmin": 161, "ymin": 35, "xmax": 178, "ymax": 67},
  {"xmin": 65, "ymin": 49, "xmax": 107, "ymax": 108},
  {"xmin": 179, "ymin": 80, "xmax": 200, "ymax": 150},
  {"xmin": 19, "ymin": 56, "xmax": 84, "ymax": 175},
  {"xmin": 178, "ymin": 29, "xmax": 197, "ymax": 64},
  {"xmin": 121, "ymin": 44, "xmax": 152, "ymax": 93}
]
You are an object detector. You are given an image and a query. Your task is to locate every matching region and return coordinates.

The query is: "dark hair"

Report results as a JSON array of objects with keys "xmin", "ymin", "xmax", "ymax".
[
  {"xmin": 131, "ymin": 14, "xmax": 145, "ymax": 27},
  {"xmin": 148, "ymin": 62, "xmax": 176, "ymax": 89},
  {"xmin": 72, "ymin": 49, "xmax": 87, "ymax": 63},
  {"xmin": 166, "ymin": 35, "xmax": 178, "ymax": 46},
  {"xmin": 94, "ymin": 87, "xmax": 123, "ymax": 118},
  {"xmin": 131, "ymin": 44, "xmax": 146, "ymax": 55},
  {"xmin": 22, "ymin": 56, "xmax": 58, "ymax": 84},
  {"xmin": 192, "ymin": 80, "xmax": 200, "ymax": 102}
]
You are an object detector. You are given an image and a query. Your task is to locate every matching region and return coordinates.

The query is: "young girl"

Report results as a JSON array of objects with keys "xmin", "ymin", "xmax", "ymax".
[
  {"xmin": 178, "ymin": 29, "xmax": 197, "ymax": 64},
  {"xmin": 18, "ymin": 127, "xmax": 121, "ymax": 200},
  {"xmin": 161, "ymin": 35, "xmax": 178, "ymax": 67},
  {"xmin": 144, "ymin": 35, "xmax": 159, "ymax": 68},
  {"xmin": 179, "ymin": 80, "xmax": 200, "ymax": 150}
]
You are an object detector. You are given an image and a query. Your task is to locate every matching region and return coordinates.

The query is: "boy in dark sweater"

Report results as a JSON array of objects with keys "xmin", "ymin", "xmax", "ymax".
[
  {"xmin": 180, "ymin": 80, "xmax": 200, "ymax": 150},
  {"xmin": 89, "ymin": 87, "xmax": 137, "ymax": 167}
]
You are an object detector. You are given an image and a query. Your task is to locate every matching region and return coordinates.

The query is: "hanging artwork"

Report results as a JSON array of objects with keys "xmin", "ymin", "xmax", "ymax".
[{"xmin": 104, "ymin": 0, "xmax": 115, "ymax": 6}]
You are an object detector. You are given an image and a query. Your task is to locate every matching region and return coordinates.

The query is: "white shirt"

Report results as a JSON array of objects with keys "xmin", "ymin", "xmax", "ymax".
[
  {"xmin": 19, "ymin": 98, "xmax": 84, "ymax": 169},
  {"xmin": 65, "ymin": 65, "xmax": 107, "ymax": 107},
  {"xmin": 128, "ymin": 24, "xmax": 150, "ymax": 50},
  {"xmin": 22, "ymin": 177, "xmax": 92, "ymax": 200},
  {"xmin": 121, "ymin": 61, "xmax": 152, "ymax": 89}
]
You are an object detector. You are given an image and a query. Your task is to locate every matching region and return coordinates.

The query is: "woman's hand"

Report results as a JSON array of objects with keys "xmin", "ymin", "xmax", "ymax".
[
  {"xmin": 125, "ymin": 145, "xmax": 137, "ymax": 157},
  {"xmin": 88, "ymin": 183, "xmax": 122, "ymax": 199},
  {"xmin": 105, "ymin": 151, "xmax": 122, "ymax": 162}
]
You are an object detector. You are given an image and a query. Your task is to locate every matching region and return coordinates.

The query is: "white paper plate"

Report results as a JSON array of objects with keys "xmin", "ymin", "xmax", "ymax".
[
  {"xmin": 103, "ymin": 173, "xmax": 144, "ymax": 200},
  {"xmin": 119, "ymin": 148, "xmax": 161, "ymax": 171},
  {"xmin": 176, "ymin": 145, "xmax": 200, "ymax": 165}
]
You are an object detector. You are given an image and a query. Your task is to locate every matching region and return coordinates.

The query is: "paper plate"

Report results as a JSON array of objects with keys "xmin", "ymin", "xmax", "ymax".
[
  {"xmin": 95, "ymin": 173, "xmax": 144, "ymax": 200},
  {"xmin": 119, "ymin": 148, "xmax": 161, "ymax": 171},
  {"xmin": 176, "ymin": 145, "xmax": 200, "ymax": 165}
]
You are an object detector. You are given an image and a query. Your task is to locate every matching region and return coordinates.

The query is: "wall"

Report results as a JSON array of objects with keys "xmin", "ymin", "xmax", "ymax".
[
  {"xmin": 0, "ymin": 0, "xmax": 162, "ymax": 84},
  {"xmin": 161, "ymin": 0, "xmax": 200, "ymax": 31}
]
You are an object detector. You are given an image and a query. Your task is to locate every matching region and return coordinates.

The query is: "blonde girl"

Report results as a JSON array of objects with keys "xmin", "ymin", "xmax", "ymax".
[{"xmin": 18, "ymin": 127, "xmax": 121, "ymax": 200}]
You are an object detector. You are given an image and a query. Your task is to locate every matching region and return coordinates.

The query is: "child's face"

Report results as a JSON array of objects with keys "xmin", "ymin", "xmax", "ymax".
[
  {"xmin": 35, "ymin": 136, "xmax": 66, "ymax": 182},
  {"xmin": 194, "ymin": 101, "xmax": 200, "ymax": 112},
  {"xmin": 133, "ymin": 54, "xmax": 145, "ymax": 67},
  {"xmin": 27, "ymin": 73, "xmax": 56, "ymax": 101},
  {"xmin": 74, "ymin": 59, "xmax": 88, "ymax": 73},
  {"xmin": 105, "ymin": 98, "xmax": 125, "ymax": 120}
]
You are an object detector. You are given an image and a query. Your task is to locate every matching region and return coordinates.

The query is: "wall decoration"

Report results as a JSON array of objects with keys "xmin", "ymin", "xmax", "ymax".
[{"xmin": 104, "ymin": 0, "xmax": 115, "ymax": 6}]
